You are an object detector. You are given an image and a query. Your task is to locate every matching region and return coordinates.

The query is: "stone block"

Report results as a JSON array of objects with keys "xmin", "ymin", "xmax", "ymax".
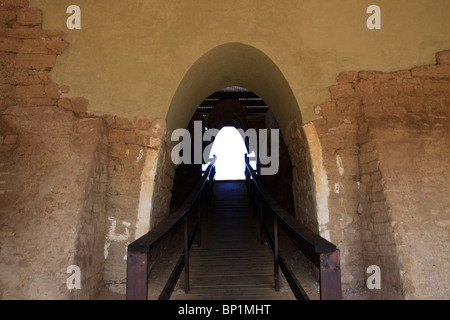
[
  {"xmin": 0, "ymin": 144, "xmax": 12, "ymax": 151},
  {"xmin": 4, "ymin": 28, "xmax": 46, "ymax": 39},
  {"xmin": 372, "ymin": 212, "xmax": 387, "ymax": 226},
  {"xmin": 436, "ymin": 50, "xmax": 450, "ymax": 65},
  {"xmin": 15, "ymin": 53, "xmax": 56, "ymax": 69},
  {"xmin": 57, "ymin": 98, "xmax": 72, "ymax": 110},
  {"xmin": 109, "ymin": 129, "xmax": 136, "ymax": 144},
  {"xmin": 0, "ymin": 37, "xmax": 22, "ymax": 53},
  {"xmin": 0, "ymin": 67, "xmax": 14, "ymax": 85},
  {"xmin": 329, "ymin": 84, "xmax": 355, "ymax": 100},
  {"xmin": 0, "ymin": 84, "xmax": 15, "ymax": 108},
  {"xmin": 372, "ymin": 180, "xmax": 384, "ymax": 193},
  {"xmin": 0, "ymin": 9, "xmax": 16, "ymax": 23},
  {"xmin": 11, "ymin": 69, "xmax": 51, "ymax": 86},
  {"xmin": 336, "ymin": 71, "xmax": 359, "ymax": 84},
  {"xmin": 423, "ymin": 80, "xmax": 450, "ymax": 95},
  {"xmin": 47, "ymin": 39, "xmax": 68, "ymax": 55},
  {"xmin": 135, "ymin": 117, "xmax": 166, "ymax": 139},
  {"xmin": 401, "ymin": 78, "xmax": 423, "ymax": 96},
  {"xmin": 109, "ymin": 142, "xmax": 127, "ymax": 159},
  {"xmin": 70, "ymin": 97, "xmax": 89, "ymax": 113},
  {"xmin": 0, "ymin": 0, "xmax": 29, "ymax": 8},
  {"xmin": 20, "ymin": 38, "xmax": 48, "ymax": 54},
  {"xmin": 0, "ymin": 52, "xmax": 15, "ymax": 68},
  {"xmin": 411, "ymin": 65, "xmax": 450, "ymax": 80},
  {"xmin": 360, "ymin": 150, "xmax": 377, "ymax": 164},
  {"xmin": 374, "ymin": 222, "xmax": 391, "ymax": 235},
  {"xmin": 17, "ymin": 8, "xmax": 42, "ymax": 26},
  {"xmin": 361, "ymin": 230, "xmax": 372, "ymax": 241},
  {"xmin": 107, "ymin": 116, "xmax": 134, "ymax": 130},
  {"xmin": 15, "ymin": 84, "xmax": 45, "ymax": 102},
  {"xmin": 60, "ymin": 85, "xmax": 70, "ymax": 94},
  {"xmin": 336, "ymin": 96, "xmax": 361, "ymax": 115},
  {"xmin": 3, "ymin": 135, "xmax": 17, "ymax": 144},
  {"xmin": 44, "ymin": 81, "xmax": 61, "ymax": 99}
]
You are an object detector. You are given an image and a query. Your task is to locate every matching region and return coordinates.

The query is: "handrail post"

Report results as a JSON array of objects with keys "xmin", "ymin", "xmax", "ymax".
[
  {"xmin": 319, "ymin": 250, "xmax": 342, "ymax": 300},
  {"xmin": 126, "ymin": 250, "xmax": 148, "ymax": 300},
  {"xmin": 184, "ymin": 215, "xmax": 190, "ymax": 293},
  {"xmin": 274, "ymin": 215, "xmax": 279, "ymax": 291},
  {"xmin": 259, "ymin": 196, "xmax": 265, "ymax": 245},
  {"xmin": 197, "ymin": 197, "xmax": 202, "ymax": 246},
  {"xmin": 250, "ymin": 182, "xmax": 258, "ymax": 217},
  {"xmin": 244, "ymin": 158, "xmax": 342, "ymax": 300},
  {"xmin": 205, "ymin": 183, "xmax": 209, "ymax": 221}
]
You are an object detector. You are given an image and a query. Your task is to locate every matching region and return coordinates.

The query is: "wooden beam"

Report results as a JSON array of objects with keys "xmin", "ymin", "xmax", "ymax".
[
  {"xmin": 126, "ymin": 251, "xmax": 148, "ymax": 300},
  {"xmin": 319, "ymin": 250, "xmax": 342, "ymax": 300}
]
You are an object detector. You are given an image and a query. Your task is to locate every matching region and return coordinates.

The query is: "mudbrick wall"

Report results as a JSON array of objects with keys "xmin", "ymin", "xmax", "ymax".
[
  {"xmin": 0, "ymin": 1, "xmax": 177, "ymax": 298},
  {"xmin": 0, "ymin": 106, "xmax": 110, "ymax": 299},
  {"xmin": 102, "ymin": 115, "xmax": 174, "ymax": 294},
  {"xmin": 297, "ymin": 50, "xmax": 450, "ymax": 299},
  {"xmin": 285, "ymin": 119, "xmax": 318, "ymax": 233},
  {"xmin": 0, "ymin": 0, "xmax": 109, "ymax": 299}
]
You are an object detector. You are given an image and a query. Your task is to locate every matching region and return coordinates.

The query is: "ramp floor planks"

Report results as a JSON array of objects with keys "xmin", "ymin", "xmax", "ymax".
[{"xmin": 171, "ymin": 181, "xmax": 294, "ymax": 300}]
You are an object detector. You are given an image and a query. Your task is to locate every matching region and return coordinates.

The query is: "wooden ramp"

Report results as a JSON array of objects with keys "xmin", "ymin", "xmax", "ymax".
[{"xmin": 171, "ymin": 181, "xmax": 293, "ymax": 300}]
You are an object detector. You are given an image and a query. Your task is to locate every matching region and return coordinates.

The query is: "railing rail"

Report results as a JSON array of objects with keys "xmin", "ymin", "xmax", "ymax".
[
  {"xmin": 244, "ymin": 156, "xmax": 342, "ymax": 300},
  {"xmin": 126, "ymin": 158, "xmax": 216, "ymax": 300}
]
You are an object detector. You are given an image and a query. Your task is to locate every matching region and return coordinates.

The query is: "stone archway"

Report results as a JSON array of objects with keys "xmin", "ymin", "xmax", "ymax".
[
  {"xmin": 163, "ymin": 42, "xmax": 321, "ymax": 232},
  {"xmin": 165, "ymin": 43, "xmax": 301, "ymax": 133}
]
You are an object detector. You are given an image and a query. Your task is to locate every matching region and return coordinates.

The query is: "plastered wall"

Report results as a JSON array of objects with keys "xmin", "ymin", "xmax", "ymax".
[
  {"xmin": 308, "ymin": 51, "xmax": 450, "ymax": 299},
  {"xmin": 30, "ymin": 0, "xmax": 450, "ymax": 129}
]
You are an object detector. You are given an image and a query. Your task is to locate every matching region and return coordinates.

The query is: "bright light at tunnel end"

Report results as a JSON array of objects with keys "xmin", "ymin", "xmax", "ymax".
[{"xmin": 170, "ymin": 121, "xmax": 279, "ymax": 177}]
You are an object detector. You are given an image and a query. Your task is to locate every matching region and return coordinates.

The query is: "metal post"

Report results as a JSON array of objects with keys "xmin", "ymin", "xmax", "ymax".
[
  {"xmin": 259, "ymin": 197, "xmax": 265, "ymax": 245},
  {"xmin": 197, "ymin": 197, "xmax": 202, "ymax": 246},
  {"xmin": 274, "ymin": 215, "xmax": 279, "ymax": 291},
  {"xmin": 184, "ymin": 215, "xmax": 190, "ymax": 293},
  {"xmin": 204, "ymin": 184, "xmax": 209, "ymax": 220}
]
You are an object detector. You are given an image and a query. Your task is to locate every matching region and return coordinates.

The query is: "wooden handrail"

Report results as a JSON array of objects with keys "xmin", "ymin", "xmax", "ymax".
[
  {"xmin": 126, "ymin": 157, "xmax": 216, "ymax": 300},
  {"xmin": 244, "ymin": 156, "xmax": 342, "ymax": 300}
]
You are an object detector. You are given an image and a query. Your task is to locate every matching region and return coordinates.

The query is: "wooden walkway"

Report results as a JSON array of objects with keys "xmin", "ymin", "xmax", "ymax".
[{"xmin": 171, "ymin": 181, "xmax": 293, "ymax": 300}]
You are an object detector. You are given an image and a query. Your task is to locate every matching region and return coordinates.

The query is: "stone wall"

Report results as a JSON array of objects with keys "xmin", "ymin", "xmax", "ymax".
[
  {"xmin": 358, "ymin": 119, "xmax": 403, "ymax": 299},
  {"xmin": 0, "ymin": 133, "xmax": 17, "ymax": 198},
  {"xmin": 284, "ymin": 119, "xmax": 317, "ymax": 230},
  {"xmin": 102, "ymin": 115, "xmax": 174, "ymax": 294},
  {"xmin": 0, "ymin": 1, "xmax": 177, "ymax": 298},
  {"xmin": 358, "ymin": 52, "xmax": 450, "ymax": 299},
  {"xmin": 0, "ymin": 1, "xmax": 109, "ymax": 299},
  {"xmin": 0, "ymin": 106, "xmax": 109, "ymax": 299},
  {"xmin": 307, "ymin": 50, "xmax": 450, "ymax": 299},
  {"xmin": 71, "ymin": 118, "xmax": 109, "ymax": 299}
]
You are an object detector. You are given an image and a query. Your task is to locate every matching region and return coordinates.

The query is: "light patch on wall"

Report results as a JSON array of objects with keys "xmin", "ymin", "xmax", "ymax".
[
  {"xmin": 136, "ymin": 148, "xmax": 144, "ymax": 162},
  {"xmin": 123, "ymin": 243, "xmax": 129, "ymax": 260},
  {"xmin": 303, "ymin": 122, "xmax": 331, "ymax": 241},
  {"xmin": 107, "ymin": 217, "xmax": 130, "ymax": 241},
  {"xmin": 336, "ymin": 155, "xmax": 344, "ymax": 176},
  {"xmin": 334, "ymin": 182, "xmax": 340, "ymax": 194},
  {"xmin": 104, "ymin": 241, "xmax": 110, "ymax": 259},
  {"xmin": 135, "ymin": 148, "xmax": 159, "ymax": 239}
]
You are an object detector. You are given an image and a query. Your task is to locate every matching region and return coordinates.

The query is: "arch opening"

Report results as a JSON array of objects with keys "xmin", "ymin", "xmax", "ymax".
[
  {"xmin": 166, "ymin": 42, "xmax": 302, "ymax": 135},
  {"xmin": 202, "ymin": 126, "xmax": 257, "ymax": 181},
  {"xmin": 165, "ymin": 42, "xmax": 318, "ymax": 234}
]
